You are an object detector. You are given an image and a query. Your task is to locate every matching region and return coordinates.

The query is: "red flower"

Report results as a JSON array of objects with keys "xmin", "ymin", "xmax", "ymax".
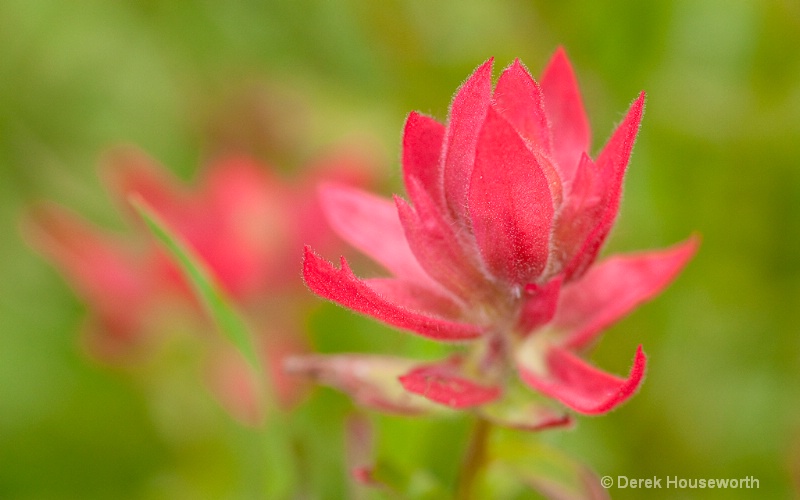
[
  {"xmin": 294, "ymin": 48, "xmax": 696, "ymax": 426},
  {"xmin": 24, "ymin": 146, "xmax": 375, "ymax": 422}
]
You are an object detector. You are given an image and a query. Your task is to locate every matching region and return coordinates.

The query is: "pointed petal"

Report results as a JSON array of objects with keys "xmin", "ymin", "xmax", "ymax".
[
  {"xmin": 469, "ymin": 107, "xmax": 556, "ymax": 284},
  {"xmin": 395, "ymin": 179, "xmax": 489, "ymax": 300},
  {"xmin": 564, "ymin": 93, "xmax": 646, "ymax": 280},
  {"xmin": 318, "ymin": 183, "xmax": 431, "ymax": 284},
  {"xmin": 443, "ymin": 59, "xmax": 493, "ymax": 224},
  {"xmin": 284, "ymin": 354, "xmax": 444, "ymax": 414},
  {"xmin": 303, "ymin": 247, "xmax": 483, "ymax": 341},
  {"xmin": 402, "ymin": 112, "xmax": 446, "ymax": 209},
  {"xmin": 518, "ymin": 345, "xmax": 647, "ymax": 415},
  {"xmin": 399, "ymin": 356, "xmax": 501, "ymax": 409},
  {"xmin": 494, "ymin": 59, "xmax": 552, "ymax": 156},
  {"xmin": 540, "ymin": 47, "xmax": 591, "ymax": 186},
  {"xmin": 552, "ymin": 153, "xmax": 605, "ymax": 270},
  {"xmin": 556, "ymin": 238, "xmax": 698, "ymax": 350},
  {"xmin": 494, "ymin": 60, "xmax": 563, "ymax": 208},
  {"xmin": 517, "ymin": 278, "xmax": 562, "ymax": 335}
]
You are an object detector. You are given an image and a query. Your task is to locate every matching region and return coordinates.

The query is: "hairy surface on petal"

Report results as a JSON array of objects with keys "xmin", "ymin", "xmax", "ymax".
[
  {"xmin": 552, "ymin": 153, "xmax": 605, "ymax": 271},
  {"xmin": 318, "ymin": 183, "xmax": 431, "ymax": 284},
  {"xmin": 365, "ymin": 277, "xmax": 464, "ymax": 321},
  {"xmin": 494, "ymin": 59, "xmax": 553, "ymax": 156},
  {"xmin": 494, "ymin": 60, "xmax": 563, "ymax": 209},
  {"xmin": 556, "ymin": 238, "xmax": 697, "ymax": 350},
  {"xmin": 517, "ymin": 278, "xmax": 562, "ymax": 335},
  {"xmin": 402, "ymin": 112, "xmax": 446, "ymax": 209},
  {"xmin": 399, "ymin": 357, "xmax": 502, "ymax": 408},
  {"xmin": 540, "ymin": 47, "xmax": 591, "ymax": 188},
  {"xmin": 469, "ymin": 107, "xmax": 555, "ymax": 284},
  {"xmin": 303, "ymin": 247, "xmax": 483, "ymax": 341},
  {"xmin": 396, "ymin": 179, "xmax": 489, "ymax": 301},
  {"xmin": 518, "ymin": 345, "xmax": 647, "ymax": 415},
  {"xmin": 284, "ymin": 354, "xmax": 443, "ymax": 414},
  {"xmin": 564, "ymin": 93, "xmax": 646, "ymax": 280},
  {"xmin": 442, "ymin": 59, "xmax": 493, "ymax": 225}
]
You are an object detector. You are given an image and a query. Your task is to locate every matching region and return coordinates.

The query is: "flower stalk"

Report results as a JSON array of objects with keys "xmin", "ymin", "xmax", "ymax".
[{"xmin": 456, "ymin": 417, "xmax": 493, "ymax": 500}]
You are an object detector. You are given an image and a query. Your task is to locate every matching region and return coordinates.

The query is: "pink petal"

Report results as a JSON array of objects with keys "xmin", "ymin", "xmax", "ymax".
[
  {"xmin": 564, "ymin": 93, "xmax": 646, "ymax": 280},
  {"xmin": 552, "ymin": 153, "xmax": 605, "ymax": 271},
  {"xmin": 365, "ymin": 277, "xmax": 464, "ymax": 321},
  {"xmin": 395, "ymin": 179, "xmax": 489, "ymax": 301},
  {"xmin": 516, "ymin": 278, "xmax": 562, "ymax": 335},
  {"xmin": 402, "ymin": 111, "xmax": 446, "ymax": 209},
  {"xmin": 290, "ymin": 146, "xmax": 380, "ymax": 287},
  {"xmin": 540, "ymin": 47, "xmax": 591, "ymax": 187},
  {"xmin": 284, "ymin": 354, "xmax": 443, "ymax": 414},
  {"xmin": 519, "ymin": 345, "xmax": 647, "ymax": 415},
  {"xmin": 303, "ymin": 247, "xmax": 483, "ymax": 341},
  {"xmin": 442, "ymin": 59, "xmax": 493, "ymax": 225},
  {"xmin": 398, "ymin": 357, "xmax": 502, "ymax": 409},
  {"xmin": 494, "ymin": 60, "xmax": 563, "ymax": 209},
  {"xmin": 556, "ymin": 238, "xmax": 698, "ymax": 350},
  {"xmin": 318, "ymin": 183, "xmax": 431, "ymax": 284},
  {"xmin": 494, "ymin": 59, "xmax": 553, "ymax": 157},
  {"xmin": 469, "ymin": 106, "xmax": 556, "ymax": 284},
  {"xmin": 195, "ymin": 157, "xmax": 291, "ymax": 298},
  {"xmin": 22, "ymin": 204, "xmax": 152, "ymax": 347}
]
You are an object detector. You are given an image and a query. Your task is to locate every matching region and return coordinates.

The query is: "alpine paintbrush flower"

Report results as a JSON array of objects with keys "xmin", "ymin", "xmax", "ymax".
[
  {"xmin": 294, "ymin": 48, "xmax": 696, "ymax": 427},
  {"xmin": 24, "ymin": 146, "xmax": 375, "ymax": 422}
]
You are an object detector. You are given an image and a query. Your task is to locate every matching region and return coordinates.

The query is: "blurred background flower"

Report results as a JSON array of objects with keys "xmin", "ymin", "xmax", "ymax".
[{"xmin": 1, "ymin": 0, "xmax": 799, "ymax": 498}]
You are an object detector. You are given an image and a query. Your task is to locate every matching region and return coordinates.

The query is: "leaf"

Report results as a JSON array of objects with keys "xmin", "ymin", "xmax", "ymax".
[{"xmin": 132, "ymin": 196, "xmax": 270, "ymax": 406}]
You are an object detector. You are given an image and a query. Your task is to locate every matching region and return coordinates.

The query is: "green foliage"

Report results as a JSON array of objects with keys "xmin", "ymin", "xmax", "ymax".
[{"xmin": 1, "ymin": 0, "xmax": 799, "ymax": 498}]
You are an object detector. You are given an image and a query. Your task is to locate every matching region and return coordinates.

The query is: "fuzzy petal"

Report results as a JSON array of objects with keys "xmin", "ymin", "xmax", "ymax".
[
  {"xmin": 284, "ymin": 354, "xmax": 443, "ymax": 414},
  {"xmin": 398, "ymin": 357, "xmax": 502, "ymax": 409},
  {"xmin": 519, "ymin": 345, "xmax": 647, "ymax": 415},
  {"xmin": 540, "ymin": 47, "xmax": 591, "ymax": 187},
  {"xmin": 303, "ymin": 247, "xmax": 483, "ymax": 341},
  {"xmin": 552, "ymin": 153, "xmax": 605, "ymax": 270},
  {"xmin": 564, "ymin": 93, "xmax": 646, "ymax": 280},
  {"xmin": 318, "ymin": 183, "xmax": 431, "ymax": 284},
  {"xmin": 396, "ymin": 178, "xmax": 489, "ymax": 300},
  {"xmin": 365, "ymin": 277, "xmax": 464, "ymax": 321},
  {"xmin": 494, "ymin": 59, "xmax": 552, "ymax": 156},
  {"xmin": 556, "ymin": 238, "xmax": 698, "ymax": 350},
  {"xmin": 469, "ymin": 107, "xmax": 556, "ymax": 284},
  {"xmin": 517, "ymin": 278, "xmax": 562, "ymax": 335},
  {"xmin": 443, "ymin": 59, "xmax": 493, "ymax": 224},
  {"xmin": 402, "ymin": 112, "xmax": 446, "ymax": 209}
]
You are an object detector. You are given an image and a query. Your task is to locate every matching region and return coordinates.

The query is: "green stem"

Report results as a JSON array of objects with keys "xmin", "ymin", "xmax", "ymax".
[{"xmin": 456, "ymin": 417, "xmax": 492, "ymax": 500}]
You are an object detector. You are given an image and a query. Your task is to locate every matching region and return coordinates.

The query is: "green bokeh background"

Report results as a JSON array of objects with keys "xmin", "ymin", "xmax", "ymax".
[{"xmin": 1, "ymin": 0, "xmax": 799, "ymax": 498}]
